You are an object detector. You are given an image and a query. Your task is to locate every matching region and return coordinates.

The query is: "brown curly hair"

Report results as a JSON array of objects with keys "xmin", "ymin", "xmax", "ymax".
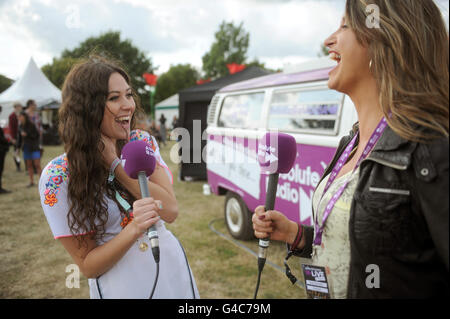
[{"xmin": 58, "ymin": 55, "xmax": 144, "ymax": 246}]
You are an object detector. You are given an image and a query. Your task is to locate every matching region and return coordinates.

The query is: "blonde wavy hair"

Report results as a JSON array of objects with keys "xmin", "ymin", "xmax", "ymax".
[{"xmin": 346, "ymin": 0, "xmax": 449, "ymax": 142}]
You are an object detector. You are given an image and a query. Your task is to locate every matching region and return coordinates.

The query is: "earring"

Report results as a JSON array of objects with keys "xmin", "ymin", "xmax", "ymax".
[{"xmin": 369, "ymin": 59, "xmax": 373, "ymax": 69}]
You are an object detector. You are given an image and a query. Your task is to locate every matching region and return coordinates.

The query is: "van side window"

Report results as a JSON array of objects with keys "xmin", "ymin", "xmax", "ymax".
[
  {"xmin": 268, "ymin": 89, "xmax": 343, "ymax": 135},
  {"xmin": 217, "ymin": 93, "xmax": 264, "ymax": 129}
]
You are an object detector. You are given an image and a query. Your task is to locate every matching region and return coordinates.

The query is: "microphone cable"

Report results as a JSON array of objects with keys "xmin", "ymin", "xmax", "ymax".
[
  {"xmin": 149, "ymin": 261, "xmax": 160, "ymax": 299},
  {"xmin": 148, "ymin": 229, "xmax": 160, "ymax": 299},
  {"xmin": 253, "ymin": 254, "xmax": 266, "ymax": 299}
]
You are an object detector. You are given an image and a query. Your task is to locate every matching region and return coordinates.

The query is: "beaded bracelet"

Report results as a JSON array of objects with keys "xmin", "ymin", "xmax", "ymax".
[{"xmin": 291, "ymin": 223, "xmax": 303, "ymax": 251}]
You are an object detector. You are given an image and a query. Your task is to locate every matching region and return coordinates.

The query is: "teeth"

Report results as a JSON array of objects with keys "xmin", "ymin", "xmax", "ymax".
[
  {"xmin": 116, "ymin": 116, "xmax": 130, "ymax": 122},
  {"xmin": 330, "ymin": 52, "xmax": 341, "ymax": 62}
]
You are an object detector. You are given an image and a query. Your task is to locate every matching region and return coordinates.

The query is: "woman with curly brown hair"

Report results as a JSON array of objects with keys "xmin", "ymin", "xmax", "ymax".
[
  {"xmin": 253, "ymin": 0, "xmax": 448, "ymax": 298},
  {"xmin": 39, "ymin": 56, "xmax": 199, "ymax": 299}
]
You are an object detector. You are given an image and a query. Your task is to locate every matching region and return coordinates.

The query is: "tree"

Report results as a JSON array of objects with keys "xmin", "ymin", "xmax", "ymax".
[
  {"xmin": 0, "ymin": 74, "xmax": 13, "ymax": 94},
  {"xmin": 42, "ymin": 57, "xmax": 78, "ymax": 89},
  {"xmin": 202, "ymin": 21, "xmax": 250, "ymax": 79},
  {"xmin": 154, "ymin": 64, "xmax": 199, "ymax": 104},
  {"xmin": 42, "ymin": 31, "xmax": 155, "ymax": 113}
]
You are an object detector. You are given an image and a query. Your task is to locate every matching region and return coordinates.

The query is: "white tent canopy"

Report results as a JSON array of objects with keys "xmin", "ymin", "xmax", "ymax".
[
  {"xmin": 155, "ymin": 94, "xmax": 178, "ymax": 108},
  {"xmin": 155, "ymin": 94, "xmax": 179, "ymax": 128},
  {"xmin": 0, "ymin": 57, "xmax": 61, "ymax": 124}
]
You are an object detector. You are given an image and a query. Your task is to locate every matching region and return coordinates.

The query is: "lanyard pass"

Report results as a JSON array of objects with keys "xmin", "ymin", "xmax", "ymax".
[{"xmin": 313, "ymin": 117, "xmax": 387, "ymax": 246}]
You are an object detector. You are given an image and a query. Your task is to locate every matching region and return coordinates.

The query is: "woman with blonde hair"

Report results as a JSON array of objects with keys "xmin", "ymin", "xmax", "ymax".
[
  {"xmin": 39, "ymin": 56, "xmax": 199, "ymax": 298},
  {"xmin": 253, "ymin": 0, "xmax": 448, "ymax": 298}
]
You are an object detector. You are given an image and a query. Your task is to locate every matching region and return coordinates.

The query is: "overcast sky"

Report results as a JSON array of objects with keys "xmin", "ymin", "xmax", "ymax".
[{"xmin": 0, "ymin": 0, "xmax": 448, "ymax": 80}]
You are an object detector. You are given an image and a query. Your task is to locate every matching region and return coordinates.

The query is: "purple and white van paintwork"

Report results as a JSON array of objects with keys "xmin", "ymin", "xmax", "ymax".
[{"xmin": 207, "ymin": 138, "xmax": 336, "ymax": 225}]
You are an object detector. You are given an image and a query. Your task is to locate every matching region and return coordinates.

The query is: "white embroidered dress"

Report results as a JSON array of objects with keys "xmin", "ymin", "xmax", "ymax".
[{"xmin": 39, "ymin": 130, "xmax": 199, "ymax": 299}]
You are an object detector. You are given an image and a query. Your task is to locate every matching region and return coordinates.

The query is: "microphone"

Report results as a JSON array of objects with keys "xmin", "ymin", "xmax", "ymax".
[
  {"xmin": 121, "ymin": 140, "xmax": 159, "ymax": 263},
  {"xmin": 254, "ymin": 132, "xmax": 296, "ymax": 297}
]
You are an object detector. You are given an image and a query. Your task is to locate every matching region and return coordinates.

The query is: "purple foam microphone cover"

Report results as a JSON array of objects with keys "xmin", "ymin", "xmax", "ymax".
[
  {"xmin": 258, "ymin": 132, "xmax": 297, "ymax": 174},
  {"xmin": 121, "ymin": 140, "xmax": 157, "ymax": 179}
]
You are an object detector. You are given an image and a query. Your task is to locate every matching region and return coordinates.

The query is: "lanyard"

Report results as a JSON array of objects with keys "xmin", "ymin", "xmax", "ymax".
[
  {"xmin": 313, "ymin": 117, "xmax": 387, "ymax": 246},
  {"xmin": 108, "ymin": 174, "xmax": 133, "ymax": 213}
]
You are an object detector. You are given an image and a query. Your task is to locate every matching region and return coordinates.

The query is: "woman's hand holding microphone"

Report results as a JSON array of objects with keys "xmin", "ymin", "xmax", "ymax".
[
  {"xmin": 252, "ymin": 205, "xmax": 304, "ymax": 249},
  {"xmin": 130, "ymin": 197, "xmax": 163, "ymax": 239}
]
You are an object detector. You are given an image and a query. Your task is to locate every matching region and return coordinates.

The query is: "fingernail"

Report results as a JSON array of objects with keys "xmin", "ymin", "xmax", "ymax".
[{"xmin": 258, "ymin": 215, "xmax": 265, "ymax": 220}]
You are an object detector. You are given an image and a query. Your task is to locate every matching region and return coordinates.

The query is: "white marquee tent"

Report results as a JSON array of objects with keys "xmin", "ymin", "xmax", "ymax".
[
  {"xmin": 155, "ymin": 94, "xmax": 179, "ymax": 129},
  {"xmin": 0, "ymin": 57, "xmax": 61, "ymax": 126}
]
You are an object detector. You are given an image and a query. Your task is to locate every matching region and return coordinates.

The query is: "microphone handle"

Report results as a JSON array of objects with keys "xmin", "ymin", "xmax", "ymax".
[
  {"xmin": 137, "ymin": 171, "xmax": 160, "ymax": 257},
  {"xmin": 264, "ymin": 173, "xmax": 279, "ymax": 212},
  {"xmin": 258, "ymin": 173, "xmax": 279, "ymax": 258}
]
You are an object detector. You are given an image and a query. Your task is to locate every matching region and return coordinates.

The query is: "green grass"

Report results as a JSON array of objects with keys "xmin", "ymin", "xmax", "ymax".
[{"xmin": 0, "ymin": 140, "xmax": 307, "ymax": 299}]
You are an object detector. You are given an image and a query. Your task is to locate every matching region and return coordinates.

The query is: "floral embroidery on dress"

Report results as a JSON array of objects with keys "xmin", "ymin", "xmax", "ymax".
[
  {"xmin": 43, "ymin": 155, "xmax": 69, "ymax": 207},
  {"xmin": 120, "ymin": 213, "xmax": 134, "ymax": 228},
  {"xmin": 130, "ymin": 129, "xmax": 156, "ymax": 152}
]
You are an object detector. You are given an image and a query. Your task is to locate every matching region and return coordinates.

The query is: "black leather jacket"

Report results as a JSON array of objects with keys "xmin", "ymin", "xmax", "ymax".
[{"xmin": 294, "ymin": 124, "xmax": 449, "ymax": 298}]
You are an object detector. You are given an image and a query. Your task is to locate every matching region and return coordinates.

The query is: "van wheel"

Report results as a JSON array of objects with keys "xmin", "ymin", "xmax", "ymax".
[{"xmin": 224, "ymin": 192, "xmax": 254, "ymax": 241}]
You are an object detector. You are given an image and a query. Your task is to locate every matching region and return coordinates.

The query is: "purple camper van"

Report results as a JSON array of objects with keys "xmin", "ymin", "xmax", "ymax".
[{"xmin": 205, "ymin": 58, "xmax": 358, "ymax": 240}]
